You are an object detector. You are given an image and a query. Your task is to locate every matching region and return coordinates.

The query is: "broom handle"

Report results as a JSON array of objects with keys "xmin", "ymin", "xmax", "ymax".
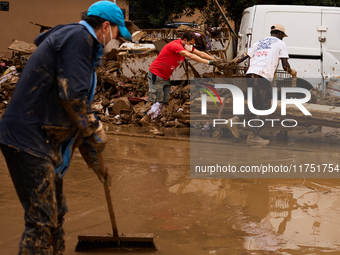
[{"xmin": 98, "ymin": 152, "xmax": 119, "ymax": 237}]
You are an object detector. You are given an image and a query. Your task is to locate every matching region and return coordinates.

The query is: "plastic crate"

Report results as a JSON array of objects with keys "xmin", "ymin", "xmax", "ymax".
[
  {"xmin": 273, "ymin": 70, "xmax": 294, "ymax": 88},
  {"xmin": 223, "ymin": 66, "xmax": 248, "ymax": 77},
  {"xmin": 223, "ymin": 67, "xmax": 294, "ymax": 87}
]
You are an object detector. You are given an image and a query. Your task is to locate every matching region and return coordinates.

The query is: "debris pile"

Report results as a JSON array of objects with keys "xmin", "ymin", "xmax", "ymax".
[
  {"xmin": 318, "ymin": 96, "xmax": 340, "ymax": 107},
  {"xmin": 0, "ymin": 40, "xmax": 39, "ymax": 115},
  {"xmin": 93, "ymin": 59, "xmax": 192, "ymax": 127},
  {"xmin": 85, "ymin": 22, "xmax": 231, "ymax": 128},
  {"xmin": 0, "ymin": 57, "xmax": 22, "ymax": 114},
  {"xmin": 0, "ymin": 53, "xmax": 193, "ymax": 131},
  {"xmin": 4, "ymin": 23, "xmax": 340, "ymax": 131},
  {"xmin": 317, "ymin": 78, "xmax": 340, "ymax": 106}
]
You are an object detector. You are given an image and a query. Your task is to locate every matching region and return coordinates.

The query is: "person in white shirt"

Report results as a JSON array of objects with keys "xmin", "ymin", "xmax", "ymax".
[{"xmin": 218, "ymin": 24, "xmax": 296, "ymax": 146}]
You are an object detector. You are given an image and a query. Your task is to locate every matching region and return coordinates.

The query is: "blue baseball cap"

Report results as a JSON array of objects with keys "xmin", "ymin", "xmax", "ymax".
[{"xmin": 87, "ymin": 1, "xmax": 132, "ymax": 40}]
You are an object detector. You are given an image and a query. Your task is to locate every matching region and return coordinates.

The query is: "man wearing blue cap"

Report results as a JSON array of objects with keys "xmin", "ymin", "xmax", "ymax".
[{"xmin": 0, "ymin": 1, "xmax": 130, "ymax": 254}]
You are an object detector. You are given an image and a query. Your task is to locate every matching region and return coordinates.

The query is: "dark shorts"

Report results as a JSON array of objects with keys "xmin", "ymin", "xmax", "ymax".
[
  {"xmin": 245, "ymin": 73, "xmax": 272, "ymax": 134},
  {"xmin": 246, "ymin": 73, "xmax": 272, "ymax": 111}
]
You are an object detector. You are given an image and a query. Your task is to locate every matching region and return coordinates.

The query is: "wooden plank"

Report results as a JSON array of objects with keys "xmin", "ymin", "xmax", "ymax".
[{"xmin": 8, "ymin": 40, "xmax": 37, "ymax": 54}]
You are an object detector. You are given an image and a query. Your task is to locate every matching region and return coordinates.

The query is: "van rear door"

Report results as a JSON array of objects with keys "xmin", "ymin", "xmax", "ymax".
[
  {"xmin": 321, "ymin": 9, "xmax": 340, "ymax": 81},
  {"xmin": 259, "ymin": 7, "xmax": 322, "ymax": 82},
  {"xmin": 237, "ymin": 6, "xmax": 255, "ymax": 56}
]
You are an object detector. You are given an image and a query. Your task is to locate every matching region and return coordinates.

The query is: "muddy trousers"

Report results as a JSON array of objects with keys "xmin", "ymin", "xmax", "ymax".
[
  {"xmin": 0, "ymin": 144, "xmax": 68, "ymax": 255},
  {"xmin": 239, "ymin": 74, "xmax": 272, "ymax": 135}
]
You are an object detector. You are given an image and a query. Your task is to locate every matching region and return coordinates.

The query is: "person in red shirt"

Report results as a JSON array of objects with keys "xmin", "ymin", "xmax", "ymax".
[{"xmin": 143, "ymin": 31, "xmax": 218, "ymax": 135}]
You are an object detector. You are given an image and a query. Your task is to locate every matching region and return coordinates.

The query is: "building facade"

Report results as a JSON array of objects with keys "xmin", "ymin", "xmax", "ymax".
[{"xmin": 0, "ymin": 0, "xmax": 128, "ymax": 54}]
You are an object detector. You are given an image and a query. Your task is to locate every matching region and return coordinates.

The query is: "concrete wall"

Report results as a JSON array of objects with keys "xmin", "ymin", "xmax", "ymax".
[{"xmin": 0, "ymin": 0, "xmax": 128, "ymax": 54}]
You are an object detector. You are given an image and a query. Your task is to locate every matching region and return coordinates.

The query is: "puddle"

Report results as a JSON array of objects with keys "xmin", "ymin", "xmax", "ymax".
[
  {"xmin": 169, "ymin": 178, "xmax": 340, "ymax": 254},
  {"xmin": 1, "ymin": 126, "xmax": 340, "ymax": 255}
]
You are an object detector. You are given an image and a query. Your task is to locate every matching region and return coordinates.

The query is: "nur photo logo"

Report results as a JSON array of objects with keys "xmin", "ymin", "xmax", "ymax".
[{"xmin": 200, "ymin": 84, "xmax": 312, "ymax": 128}]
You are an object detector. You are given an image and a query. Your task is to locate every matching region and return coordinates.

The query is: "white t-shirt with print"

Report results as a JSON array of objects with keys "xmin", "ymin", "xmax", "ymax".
[{"xmin": 246, "ymin": 36, "xmax": 289, "ymax": 80}]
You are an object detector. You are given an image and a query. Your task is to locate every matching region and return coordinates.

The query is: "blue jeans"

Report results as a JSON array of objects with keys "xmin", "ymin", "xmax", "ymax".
[{"xmin": 1, "ymin": 144, "xmax": 68, "ymax": 255}]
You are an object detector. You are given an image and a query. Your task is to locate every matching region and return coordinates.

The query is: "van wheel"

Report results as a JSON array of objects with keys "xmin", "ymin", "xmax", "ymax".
[
  {"xmin": 295, "ymin": 78, "xmax": 313, "ymax": 90},
  {"xmin": 280, "ymin": 78, "xmax": 314, "ymax": 99}
]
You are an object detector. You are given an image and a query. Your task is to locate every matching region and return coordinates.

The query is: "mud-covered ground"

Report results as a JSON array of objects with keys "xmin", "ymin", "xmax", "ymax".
[{"xmin": 1, "ymin": 125, "xmax": 340, "ymax": 255}]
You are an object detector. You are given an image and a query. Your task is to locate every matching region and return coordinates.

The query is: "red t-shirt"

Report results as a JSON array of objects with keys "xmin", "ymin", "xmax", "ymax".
[{"xmin": 149, "ymin": 39, "xmax": 194, "ymax": 81}]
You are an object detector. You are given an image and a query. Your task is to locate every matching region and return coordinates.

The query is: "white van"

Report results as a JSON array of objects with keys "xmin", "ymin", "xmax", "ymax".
[{"xmin": 237, "ymin": 5, "xmax": 340, "ymax": 91}]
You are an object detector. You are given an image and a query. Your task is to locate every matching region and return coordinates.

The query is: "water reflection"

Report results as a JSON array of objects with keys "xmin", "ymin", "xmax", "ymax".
[{"xmin": 169, "ymin": 179, "xmax": 340, "ymax": 253}]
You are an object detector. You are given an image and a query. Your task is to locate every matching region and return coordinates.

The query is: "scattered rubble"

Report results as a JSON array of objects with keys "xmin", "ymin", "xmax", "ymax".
[
  {"xmin": 3, "ymin": 23, "xmax": 340, "ymax": 132},
  {"xmin": 94, "ymin": 58, "xmax": 192, "ymax": 127},
  {"xmin": 0, "ymin": 57, "xmax": 22, "ymax": 115},
  {"xmin": 87, "ymin": 23, "xmax": 233, "ymax": 128},
  {"xmin": 318, "ymin": 96, "xmax": 340, "ymax": 107},
  {"xmin": 323, "ymin": 77, "xmax": 340, "ymax": 97}
]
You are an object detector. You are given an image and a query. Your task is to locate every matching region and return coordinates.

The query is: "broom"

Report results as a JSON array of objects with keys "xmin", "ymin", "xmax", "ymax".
[{"xmin": 75, "ymin": 152, "xmax": 157, "ymax": 252}]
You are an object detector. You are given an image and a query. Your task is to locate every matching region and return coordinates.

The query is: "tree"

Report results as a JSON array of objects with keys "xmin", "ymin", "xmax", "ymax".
[
  {"xmin": 125, "ymin": 0, "xmax": 340, "ymax": 30},
  {"xmin": 199, "ymin": 0, "xmax": 340, "ymax": 32},
  {"xmin": 125, "ymin": 0, "xmax": 206, "ymax": 28}
]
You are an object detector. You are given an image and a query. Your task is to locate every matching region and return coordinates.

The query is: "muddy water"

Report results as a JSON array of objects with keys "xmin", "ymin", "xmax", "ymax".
[{"xmin": 1, "ymin": 126, "xmax": 340, "ymax": 255}]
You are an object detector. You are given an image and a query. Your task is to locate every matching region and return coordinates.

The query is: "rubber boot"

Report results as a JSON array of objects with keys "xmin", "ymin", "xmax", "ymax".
[
  {"xmin": 150, "ymin": 121, "xmax": 164, "ymax": 136},
  {"xmin": 140, "ymin": 114, "xmax": 151, "ymax": 126},
  {"xmin": 227, "ymin": 116, "xmax": 240, "ymax": 138},
  {"xmin": 247, "ymin": 132, "xmax": 270, "ymax": 146}
]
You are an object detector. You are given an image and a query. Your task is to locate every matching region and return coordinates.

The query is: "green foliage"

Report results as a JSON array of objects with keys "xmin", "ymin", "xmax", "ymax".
[
  {"xmin": 124, "ymin": 0, "xmax": 340, "ymax": 29},
  {"xmin": 124, "ymin": 0, "xmax": 206, "ymax": 28},
  {"xmin": 221, "ymin": 0, "xmax": 340, "ymax": 28}
]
